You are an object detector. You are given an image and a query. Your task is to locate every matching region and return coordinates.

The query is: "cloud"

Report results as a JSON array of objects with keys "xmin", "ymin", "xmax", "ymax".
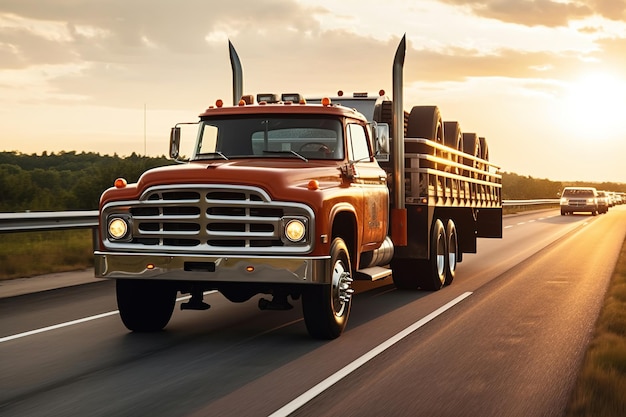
[
  {"xmin": 590, "ymin": 0, "xmax": 626, "ymax": 21},
  {"xmin": 439, "ymin": 0, "xmax": 594, "ymax": 27},
  {"xmin": 1, "ymin": 0, "xmax": 625, "ymax": 112}
]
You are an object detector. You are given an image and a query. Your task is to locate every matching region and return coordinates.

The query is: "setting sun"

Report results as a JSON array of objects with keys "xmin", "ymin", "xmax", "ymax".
[{"xmin": 563, "ymin": 72, "xmax": 626, "ymax": 138}]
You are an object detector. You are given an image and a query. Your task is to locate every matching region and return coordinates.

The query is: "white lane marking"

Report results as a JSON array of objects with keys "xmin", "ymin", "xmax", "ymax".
[
  {"xmin": 504, "ymin": 225, "xmax": 513, "ymax": 229},
  {"xmin": 516, "ymin": 222, "xmax": 526, "ymax": 226},
  {"xmin": 0, "ymin": 291, "xmax": 215, "ymax": 343},
  {"xmin": 268, "ymin": 292, "xmax": 473, "ymax": 417}
]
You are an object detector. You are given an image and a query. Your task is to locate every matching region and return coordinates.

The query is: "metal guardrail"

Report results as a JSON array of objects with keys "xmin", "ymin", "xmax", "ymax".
[
  {"xmin": 502, "ymin": 199, "xmax": 559, "ymax": 206},
  {"xmin": 0, "ymin": 211, "xmax": 99, "ymax": 233},
  {"xmin": 0, "ymin": 201, "xmax": 558, "ymax": 233}
]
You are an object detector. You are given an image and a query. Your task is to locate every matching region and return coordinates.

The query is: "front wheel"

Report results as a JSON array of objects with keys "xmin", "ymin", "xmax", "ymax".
[
  {"xmin": 117, "ymin": 279, "xmax": 177, "ymax": 332},
  {"xmin": 302, "ymin": 237, "xmax": 353, "ymax": 339}
]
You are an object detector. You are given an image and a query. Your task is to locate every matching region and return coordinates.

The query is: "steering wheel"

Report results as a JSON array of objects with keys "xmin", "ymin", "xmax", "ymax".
[{"xmin": 299, "ymin": 142, "xmax": 331, "ymax": 154}]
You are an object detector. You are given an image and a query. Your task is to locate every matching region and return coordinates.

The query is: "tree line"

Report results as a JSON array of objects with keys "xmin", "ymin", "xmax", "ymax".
[
  {"xmin": 1, "ymin": 151, "xmax": 625, "ymax": 212},
  {"xmin": 0, "ymin": 151, "xmax": 173, "ymax": 211}
]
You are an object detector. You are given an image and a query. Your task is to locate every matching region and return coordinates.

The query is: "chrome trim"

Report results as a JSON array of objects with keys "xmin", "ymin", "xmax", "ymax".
[
  {"xmin": 95, "ymin": 251, "xmax": 330, "ymax": 284},
  {"xmin": 101, "ymin": 184, "xmax": 314, "ymax": 255}
]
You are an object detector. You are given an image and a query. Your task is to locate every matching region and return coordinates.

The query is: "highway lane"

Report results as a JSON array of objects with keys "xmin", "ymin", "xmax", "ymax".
[{"xmin": 1, "ymin": 207, "xmax": 624, "ymax": 416}]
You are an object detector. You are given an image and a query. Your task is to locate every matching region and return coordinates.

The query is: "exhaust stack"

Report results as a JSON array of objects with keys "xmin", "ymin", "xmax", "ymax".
[
  {"xmin": 392, "ymin": 35, "xmax": 406, "ymax": 210},
  {"xmin": 229, "ymin": 40, "xmax": 243, "ymax": 106}
]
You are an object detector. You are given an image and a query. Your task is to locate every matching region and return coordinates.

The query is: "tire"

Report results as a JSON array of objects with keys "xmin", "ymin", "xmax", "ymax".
[
  {"xmin": 478, "ymin": 137, "xmax": 489, "ymax": 162},
  {"xmin": 406, "ymin": 106, "xmax": 444, "ymax": 170},
  {"xmin": 418, "ymin": 219, "xmax": 447, "ymax": 291},
  {"xmin": 462, "ymin": 132, "xmax": 480, "ymax": 178},
  {"xmin": 444, "ymin": 219, "xmax": 458, "ymax": 286},
  {"xmin": 302, "ymin": 237, "xmax": 353, "ymax": 339},
  {"xmin": 391, "ymin": 219, "xmax": 447, "ymax": 291},
  {"xmin": 116, "ymin": 279, "xmax": 177, "ymax": 332},
  {"xmin": 391, "ymin": 258, "xmax": 419, "ymax": 290},
  {"xmin": 443, "ymin": 121, "xmax": 463, "ymax": 173},
  {"xmin": 407, "ymin": 105, "xmax": 443, "ymax": 143},
  {"xmin": 477, "ymin": 136, "xmax": 489, "ymax": 180}
]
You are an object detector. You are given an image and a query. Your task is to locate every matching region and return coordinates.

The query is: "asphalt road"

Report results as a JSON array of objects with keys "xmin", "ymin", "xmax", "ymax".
[{"xmin": 1, "ymin": 207, "xmax": 625, "ymax": 417}]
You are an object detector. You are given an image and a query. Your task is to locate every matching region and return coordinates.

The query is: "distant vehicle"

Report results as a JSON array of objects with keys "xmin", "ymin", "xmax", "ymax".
[
  {"xmin": 596, "ymin": 191, "xmax": 609, "ymax": 214},
  {"xmin": 560, "ymin": 187, "xmax": 598, "ymax": 216},
  {"xmin": 606, "ymin": 191, "xmax": 615, "ymax": 207}
]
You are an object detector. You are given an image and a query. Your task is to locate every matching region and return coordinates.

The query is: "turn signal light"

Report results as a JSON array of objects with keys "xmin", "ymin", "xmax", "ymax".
[{"xmin": 114, "ymin": 178, "xmax": 127, "ymax": 188}]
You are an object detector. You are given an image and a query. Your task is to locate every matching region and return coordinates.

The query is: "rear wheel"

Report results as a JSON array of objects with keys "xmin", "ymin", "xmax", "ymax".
[
  {"xmin": 302, "ymin": 237, "xmax": 353, "ymax": 339},
  {"xmin": 418, "ymin": 219, "xmax": 447, "ymax": 291},
  {"xmin": 444, "ymin": 219, "xmax": 458, "ymax": 286},
  {"xmin": 392, "ymin": 219, "xmax": 447, "ymax": 291},
  {"xmin": 117, "ymin": 279, "xmax": 177, "ymax": 332}
]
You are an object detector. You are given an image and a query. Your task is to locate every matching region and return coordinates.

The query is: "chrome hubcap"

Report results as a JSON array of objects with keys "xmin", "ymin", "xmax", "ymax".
[{"xmin": 332, "ymin": 261, "xmax": 353, "ymax": 316}]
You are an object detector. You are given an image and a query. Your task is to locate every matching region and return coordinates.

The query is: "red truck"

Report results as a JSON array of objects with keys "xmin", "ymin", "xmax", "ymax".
[{"xmin": 95, "ymin": 36, "xmax": 502, "ymax": 339}]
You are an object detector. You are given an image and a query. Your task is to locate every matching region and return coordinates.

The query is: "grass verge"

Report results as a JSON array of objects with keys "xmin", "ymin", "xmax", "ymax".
[
  {"xmin": 0, "ymin": 230, "xmax": 93, "ymax": 280},
  {"xmin": 564, "ymin": 235, "xmax": 626, "ymax": 416}
]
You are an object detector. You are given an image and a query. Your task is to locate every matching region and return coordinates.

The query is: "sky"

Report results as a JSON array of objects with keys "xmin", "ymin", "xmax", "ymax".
[{"xmin": 1, "ymin": 0, "xmax": 626, "ymax": 183}]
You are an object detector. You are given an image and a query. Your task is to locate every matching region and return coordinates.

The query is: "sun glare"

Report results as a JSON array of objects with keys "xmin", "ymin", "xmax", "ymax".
[{"xmin": 563, "ymin": 72, "xmax": 626, "ymax": 138}]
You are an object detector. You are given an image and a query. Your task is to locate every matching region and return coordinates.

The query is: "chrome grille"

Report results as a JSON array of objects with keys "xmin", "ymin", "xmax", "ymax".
[
  {"xmin": 568, "ymin": 199, "xmax": 589, "ymax": 207},
  {"xmin": 102, "ymin": 185, "xmax": 313, "ymax": 254}
]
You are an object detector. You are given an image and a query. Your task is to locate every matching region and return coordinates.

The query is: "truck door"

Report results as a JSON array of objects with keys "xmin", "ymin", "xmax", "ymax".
[{"xmin": 347, "ymin": 123, "xmax": 389, "ymax": 248}]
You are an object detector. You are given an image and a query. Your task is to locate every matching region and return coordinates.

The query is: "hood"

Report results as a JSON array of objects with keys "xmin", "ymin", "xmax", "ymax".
[{"xmin": 101, "ymin": 159, "xmax": 344, "ymax": 205}]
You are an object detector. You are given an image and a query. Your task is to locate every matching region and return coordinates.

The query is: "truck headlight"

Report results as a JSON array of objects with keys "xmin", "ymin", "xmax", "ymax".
[
  {"xmin": 283, "ymin": 217, "xmax": 307, "ymax": 243},
  {"xmin": 107, "ymin": 216, "xmax": 132, "ymax": 241}
]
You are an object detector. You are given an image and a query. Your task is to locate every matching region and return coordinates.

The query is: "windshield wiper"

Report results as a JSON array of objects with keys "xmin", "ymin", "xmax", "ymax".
[
  {"xmin": 262, "ymin": 150, "xmax": 308, "ymax": 162},
  {"xmin": 196, "ymin": 152, "xmax": 229, "ymax": 160}
]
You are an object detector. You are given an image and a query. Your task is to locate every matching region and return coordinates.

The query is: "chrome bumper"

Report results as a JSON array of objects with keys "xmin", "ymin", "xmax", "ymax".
[{"xmin": 94, "ymin": 252, "xmax": 330, "ymax": 284}]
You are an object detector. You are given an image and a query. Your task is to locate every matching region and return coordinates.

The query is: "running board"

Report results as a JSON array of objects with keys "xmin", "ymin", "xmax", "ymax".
[{"xmin": 354, "ymin": 266, "xmax": 393, "ymax": 281}]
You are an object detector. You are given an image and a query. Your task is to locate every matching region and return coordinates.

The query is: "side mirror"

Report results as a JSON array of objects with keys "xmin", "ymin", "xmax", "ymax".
[
  {"xmin": 169, "ymin": 127, "xmax": 181, "ymax": 159},
  {"xmin": 375, "ymin": 123, "xmax": 390, "ymax": 154}
]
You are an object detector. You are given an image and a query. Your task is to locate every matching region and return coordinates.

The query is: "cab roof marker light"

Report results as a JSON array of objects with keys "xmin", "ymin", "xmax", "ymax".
[
  {"xmin": 216, "ymin": 99, "xmax": 224, "ymax": 108},
  {"xmin": 257, "ymin": 93, "xmax": 280, "ymax": 103},
  {"xmin": 114, "ymin": 178, "xmax": 127, "ymax": 188}
]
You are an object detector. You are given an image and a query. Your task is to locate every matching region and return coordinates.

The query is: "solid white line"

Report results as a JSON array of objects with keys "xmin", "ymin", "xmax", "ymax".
[
  {"xmin": 268, "ymin": 291, "xmax": 473, "ymax": 417},
  {"xmin": 0, "ymin": 291, "xmax": 216, "ymax": 343}
]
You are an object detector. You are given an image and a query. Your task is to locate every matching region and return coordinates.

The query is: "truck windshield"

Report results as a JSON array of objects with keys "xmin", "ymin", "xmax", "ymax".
[{"xmin": 194, "ymin": 116, "xmax": 344, "ymax": 160}]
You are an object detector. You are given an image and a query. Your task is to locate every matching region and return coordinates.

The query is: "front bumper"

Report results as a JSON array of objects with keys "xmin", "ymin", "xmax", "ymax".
[
  {"xmin": 561, "ymin": 204, "xmax": 597, "ymax": 213},
  {"xmin": 94, "ymin": 252, "xmax": 330, "ymax": 284}
]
